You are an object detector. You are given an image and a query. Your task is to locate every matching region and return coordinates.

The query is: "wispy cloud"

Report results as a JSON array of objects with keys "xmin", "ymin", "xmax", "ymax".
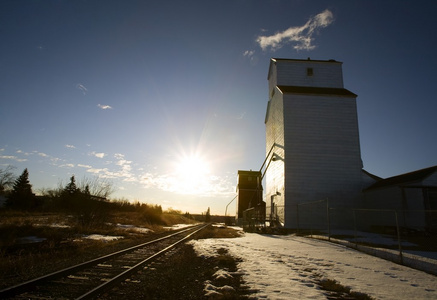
[
  {"xmin": 76, "ymin": 83, "xmax": 88, "ymax": 95},
  {"xmin": 256, "ymin": 9, "xmax": 334, "ymax": 51},
  {"xmin": 84, "ymin": 153, "xmax": 135, "ymax": 182},
  {"xmin": 0, "ymin": 155, "xmax": 27, "ymax": 162},
  {"xmin": 115, "ymin": 154, "xmax": 135, "ymax": 182},
  {"xmin": 59, "ymin": 163, "xmax": 75, "ymax": 168},
  {"xmin": 243, "ymin": 50, "xmax": 255, "ymax": 58},
  {"xmin": 65, "ymin": 144, "xmax": 76, "ymax": 149},
  {"xmin": 91, "ymin": 152, "xmax": 106, "ymax": 158},
  {"xmin": 16, "ymin": 150, "xmax": 31, "ymax": 156},
  {"xmin": 98, "ymin": 104, "xmax": 112, "ymax": 110},
  {"xmin": 78, "ymin": 164, "xmax": 92, "ymax": 168},
  {"xmin": 87, "ymin": 167, "xmax": 108, "ymax": 175},
  {"xmin": 243, "ymin": 50, "xmax": 258, "ymax": 65}
]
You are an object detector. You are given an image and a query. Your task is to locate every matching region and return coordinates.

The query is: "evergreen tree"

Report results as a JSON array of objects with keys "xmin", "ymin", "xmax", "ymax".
[
  {"xmin": 64, "ymin": 175, "xmax": 79, "ymax": 196},
  {"xmin": 6, "ymin": 168, "xmax": 35, "ymax": 209},
  {"xmin": 83, "ymin": 184, "xmax": 91, "ymax": 196},
  {"xmin": 205, "ymin": 207, "xmax": 211, "ymax": 222}
]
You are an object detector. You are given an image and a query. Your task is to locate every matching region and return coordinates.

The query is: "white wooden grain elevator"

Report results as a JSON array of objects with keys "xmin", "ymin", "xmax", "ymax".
[{"xmin": 264, "ymin": 58, "xmax": 365, "ymax": 228}]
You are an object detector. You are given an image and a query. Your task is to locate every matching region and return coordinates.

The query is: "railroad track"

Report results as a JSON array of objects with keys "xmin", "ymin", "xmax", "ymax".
[{"xmin": 0, "ymin": 223, "xmax": 209, "ymax": 300}]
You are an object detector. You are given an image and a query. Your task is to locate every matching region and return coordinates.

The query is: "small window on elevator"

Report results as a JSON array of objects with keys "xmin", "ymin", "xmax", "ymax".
[{"xmin": 307, "ymin": 67, "xmax": 313, "ymax": 76}]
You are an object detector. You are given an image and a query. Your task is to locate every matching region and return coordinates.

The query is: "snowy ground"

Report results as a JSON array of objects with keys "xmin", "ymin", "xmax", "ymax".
[
  {"xmin": 189, "ymin": 230, "xmax": 437, "ymax": 299},
  {"xmin": 18, "ymin": 223, "xmax": 194, "ymax": 244},
  {"xmin": 163, "ymin": 223, "xmax": 198, "ymax": 230}
]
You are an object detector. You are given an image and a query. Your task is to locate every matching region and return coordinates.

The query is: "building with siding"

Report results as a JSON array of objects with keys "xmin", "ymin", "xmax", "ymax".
[
  {"xmin": 236, "ymin": 170, "xmax": 264, "ymax": 225},
  {"xmin": 362, "ymin": 166, "xmax": 437, "ymax": 232},
  {"xmin": 261, "ymin": 57, "xmax": 437, "ymax": 232},
  {"xmin": 264, "ymin": 58, "xmax": 373, "ymax": 228}
]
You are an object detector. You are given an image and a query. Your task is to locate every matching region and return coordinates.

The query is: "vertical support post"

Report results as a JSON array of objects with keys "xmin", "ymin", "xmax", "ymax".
[
  {"xmin": 296, "ymin": 203, "xmax": 300, "ymax": 235},
  {"xmin": 326, "ymin": 198, "xmax": 331, "ymax": 241},
  {"xmin": 394, "ymin": 211, "xmax": 404, "ymax": 264},
  {"xmin": 311, "ymin": 203, "xmax": 314, "ymax": 237},
  {"xmin": 353, "ymin": 209, "xmax": 357, "ymax": 249}
]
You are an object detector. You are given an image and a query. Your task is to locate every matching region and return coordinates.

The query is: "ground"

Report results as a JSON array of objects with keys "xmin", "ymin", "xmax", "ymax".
[
  {"xmin": 0, "ymin": 221, "xmax": 250, "ymax": 299},
  {"xmin": 99, "ymin": 225, "xmax": 251, "ymax": 299}
]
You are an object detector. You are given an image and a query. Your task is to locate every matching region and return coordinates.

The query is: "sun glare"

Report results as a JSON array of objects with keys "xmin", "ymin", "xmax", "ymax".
[{"xmin": 174, "ymin": 154, "xmax": 212, "ymax": 194}]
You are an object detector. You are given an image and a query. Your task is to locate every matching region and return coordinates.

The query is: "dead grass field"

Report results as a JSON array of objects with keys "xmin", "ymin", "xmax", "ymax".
[{"xmin": 0, "ymin": 211, "xmax": 198, "ymax": 290}]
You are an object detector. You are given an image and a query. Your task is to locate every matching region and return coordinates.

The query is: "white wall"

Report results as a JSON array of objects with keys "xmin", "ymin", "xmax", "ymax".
[
  {"xmin": 265, "ymin": 87, "xmax": 286, "ymax": 224},
  {"xmin": 269, "ymin": 59, "xmax": 344, "ymax": 89},
  {"xmin": 265, "ymin": 58, "xmax": 363, "ymax": 228}
]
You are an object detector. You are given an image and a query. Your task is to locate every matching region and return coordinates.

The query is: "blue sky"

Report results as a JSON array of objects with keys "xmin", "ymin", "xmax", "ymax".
[{"xmin": 1, "ymin": 1, "xmax": 436, "ymax": 214}]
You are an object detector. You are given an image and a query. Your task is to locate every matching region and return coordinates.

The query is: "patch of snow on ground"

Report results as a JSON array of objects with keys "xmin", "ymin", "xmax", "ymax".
[
  {"xmin": 189, "ymin": 232, "xmax": 437, "ymax": 300},
  {"xmin": 115, "ymin": 223, "xmax": 153, "ymax": 233},
  {"xmin": 82, "ymin": 234, "xmax": 123, "ymax": 241},
  {"xmin": 17, "ymin": 236, "xmax": 46, "ymax": 244},
  {"xmin": 163, "ymin": 223, "xmax": 196, "ymax": 230},
  {"xmin": 212, "ymin": 223, "xmax": 227, "ymax": 228},
  {"xmin": 204, "ymin": 280, "xmax": 235, "ymax": 298},
  {"xmin": 34, "ymin": 223, "xmax": 70, "ymax": 228}
]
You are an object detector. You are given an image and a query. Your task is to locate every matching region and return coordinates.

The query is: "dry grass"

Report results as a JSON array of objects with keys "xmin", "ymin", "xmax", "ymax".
[
  {"xmin": 319, "ymin": 278, "xmax": 375, "ymax": 300},
  {"xmin": 196, "ymin": 225, "xmax": 243, "ymax": 239},
  {"xmin": 0, "ymin": 210, "xmax": 197, "ymax": 289}
]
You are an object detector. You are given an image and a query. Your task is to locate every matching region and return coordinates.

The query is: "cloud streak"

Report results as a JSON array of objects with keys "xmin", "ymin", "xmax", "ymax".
[
  {"xmin": 98, "ymin": 104, "xmax": 113, "ymax": 110},
  {"xmin": 0, "ymin": 155, "xmax": 27, "ymax": 162},
  {"xmin": 76, "ymin": 83, "xmax": 88, "ymax": 95},
  {"xmin": 243, "ymin": 50, "xmax": 255, "ymax": 58},
  {"xmin": 91, "ymin": 152, "xmax": 106, "ymax": 158},
  {"xmin": 256, "ymin": 9, "xmax": 334, "ymax": 51}
]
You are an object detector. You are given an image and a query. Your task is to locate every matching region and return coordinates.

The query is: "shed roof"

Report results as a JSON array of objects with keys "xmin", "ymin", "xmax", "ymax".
[
  {"xmin": 277, "ymin": 85, "xmax": 357, "ymax": 97},
  {"xmin": 364, "ymin": 166, "xmax": 437, "ymax": 190},
  {"xmin": 362, "ymin": 169, "xmax": 383, "ymax": 181}
]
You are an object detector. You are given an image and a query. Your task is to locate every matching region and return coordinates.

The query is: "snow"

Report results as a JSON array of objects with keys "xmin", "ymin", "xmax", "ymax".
[
  {"xmin": 115, "ymin": 223, "xmax": 153, "ymax": 234},
  {"xmin": 17, "ymin": 236, "xmax": 46, "ymax": 244},
  {"xmin": 204, "ymin": 281, "xmax": 235, "ymax": 297},
  {"xmin": 189, "ymin": 231, "xmax": 437, "ymax": 299},
  {"xmin": 34, "ymin": 223, "xmax": 70, "ymax": 228},
  {"xmin": 163, "ymin": 223, "xmax": 197, "ymax": 230},
  {"xmin": 82, "ymin": 234, "xmax": 123, "ymax": 241}
]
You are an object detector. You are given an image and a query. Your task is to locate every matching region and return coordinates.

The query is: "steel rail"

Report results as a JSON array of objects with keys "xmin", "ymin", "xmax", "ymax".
[
  {"xmin": 76, "ymin": 223, "xmax": 209, "ymax": 299},
  {"xmin": 0, "ymin": 223, "xmax": 207, "ymax": 299}
]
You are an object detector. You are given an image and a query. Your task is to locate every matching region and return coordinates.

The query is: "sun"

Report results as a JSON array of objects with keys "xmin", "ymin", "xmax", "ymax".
[{"xmin": 174, "ymin": 154, "xmax": 212, "ymax": 194}]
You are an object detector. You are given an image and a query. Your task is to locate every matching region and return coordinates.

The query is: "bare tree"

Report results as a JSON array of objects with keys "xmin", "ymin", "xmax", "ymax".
[
  {"xmin": 0, "ymin": 165, "xmax": 16, "ymax": 194},
  {"xmin": 78, "ymin": 176, "xmax": 115, "ymax": 199}
]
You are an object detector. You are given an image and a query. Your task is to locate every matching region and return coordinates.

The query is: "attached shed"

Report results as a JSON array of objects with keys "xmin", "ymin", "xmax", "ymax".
[
  {"xmin": 363, "ymin": 166, "xmax": 437, "ymax": 232},
  {"xmin": 236, "ymin": 170, "xmax": 264, "ymax": 225}
]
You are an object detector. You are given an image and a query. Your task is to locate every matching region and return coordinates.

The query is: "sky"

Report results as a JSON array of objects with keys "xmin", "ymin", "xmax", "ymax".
[
  {"xmin": 1, "ymin": 1, "xmax": 437, "ymax": 214},
  {"xmin": 190, "ymin": 229, "xmax": 437, "ymax": 299}
]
